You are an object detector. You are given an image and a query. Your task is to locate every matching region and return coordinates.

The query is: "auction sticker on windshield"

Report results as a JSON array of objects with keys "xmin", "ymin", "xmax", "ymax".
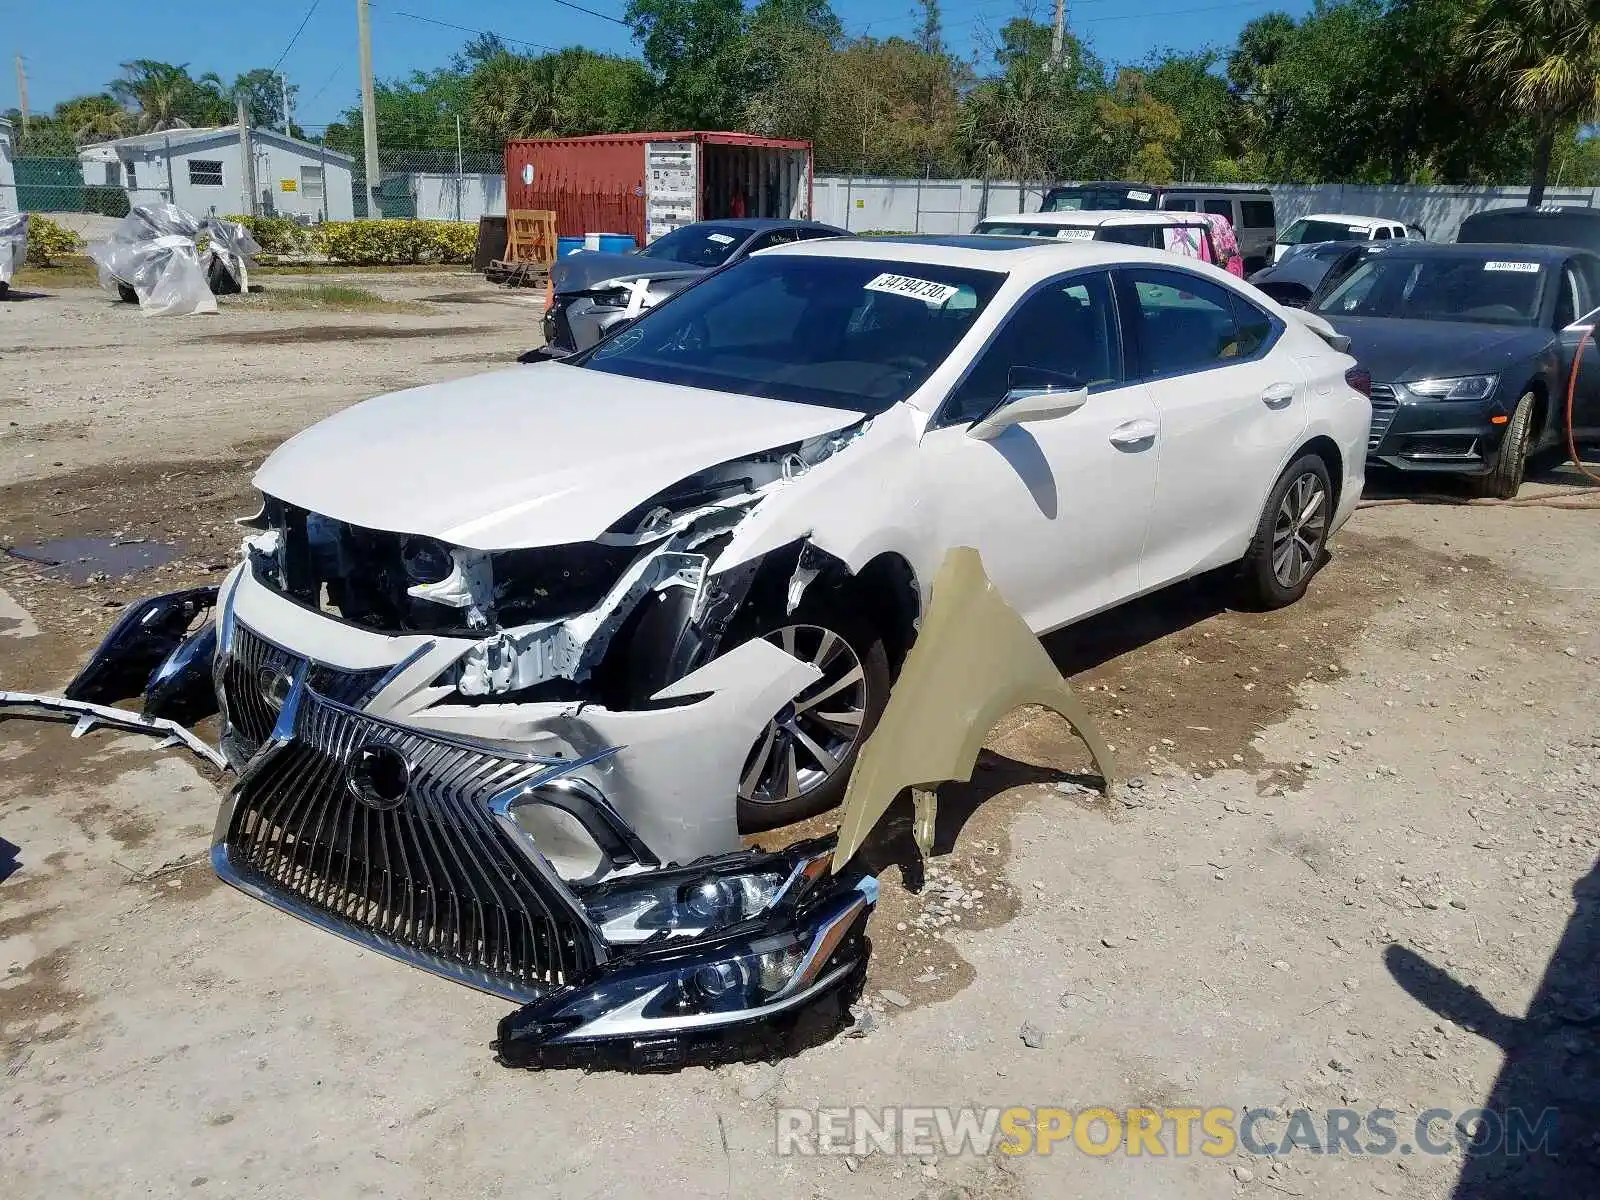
[
  {"xmin": 1054, "ymin": 229, "xmax": 1096, "ymax": 241},
  {"xmin": 865, "ymin": 273, "xmax": 961, "ymax": 305},
  {"xmin": 1127, "ymin": 189, "xmax": 1152, "ymax": 202},
  {"xmin": 1484, "ymin": 261, "xmax": 1540, "ymax": 273},
  {"xmin": 707, "ymin": 233, "xmax": 736, "ymax": 244}
]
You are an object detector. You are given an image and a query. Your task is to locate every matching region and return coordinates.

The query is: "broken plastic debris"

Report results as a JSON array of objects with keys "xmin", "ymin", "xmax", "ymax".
[{"xmin": 0, "ymin": 690, "xmax": 228, "ymax": 770}]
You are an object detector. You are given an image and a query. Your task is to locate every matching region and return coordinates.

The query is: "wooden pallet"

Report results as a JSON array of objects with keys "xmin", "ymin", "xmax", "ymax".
[{"xmin": 485, "ymin": 259, "xmax": 550, "ymax": 288}]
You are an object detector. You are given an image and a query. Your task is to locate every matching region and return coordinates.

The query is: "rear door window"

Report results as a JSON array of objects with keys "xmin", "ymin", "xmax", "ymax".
[
  {"xmin": 1203, "ymin": 199, "xmax": 1234, "ymax": 219},
  {"xmin": 1374, "ymin": 226, "xmax": 1392, "ymax": 240},
  {"xmin": 1118, "ymin": 267, "xmax": 1263, "ymax": 377},
  {"xmin": 1097, "ymin": 224, "xmax": 1165, "ymax": 249},
  {"xmin": 1240, "ymin": 201, "xmax": 1277, "ymax": 229}
]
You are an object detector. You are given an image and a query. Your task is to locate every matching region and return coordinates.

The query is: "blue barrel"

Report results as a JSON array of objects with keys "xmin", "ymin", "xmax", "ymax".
[
  {"xmin": 593, "ymin": 233, "xmax": 637, "ymax": 254},
  {"xmin": 557, "ymin": 236, "xmax": 586, "ymax": 258}
]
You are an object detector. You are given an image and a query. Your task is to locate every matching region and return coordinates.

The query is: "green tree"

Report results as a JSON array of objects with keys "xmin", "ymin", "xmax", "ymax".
[
  {"xmin": 1461, "ymin": 0, "xmax": 1600, "ymax": 201},
  {"xmin": 1095, "ymin": 69, "xmax": 1183, "ymax": 183},
  {"xmin": 232, "ymin": 68, "xmax": 300, "ymax": 134},
  {"xmin": 1143, "ymin": 51, "xmax": 1236, "ymax": 181},
  {"xmin": 625, "ymin": 0, "xmax": 751, "ymax": 127},
  {"xmin": 109, "ymin": 60, "xmax": 229, "ymax": 131}
]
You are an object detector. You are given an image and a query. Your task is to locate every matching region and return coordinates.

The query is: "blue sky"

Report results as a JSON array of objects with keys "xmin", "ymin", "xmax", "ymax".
[{"xmin": 11, "ymin": 0, "xmax": 1307, "ymax": 131}]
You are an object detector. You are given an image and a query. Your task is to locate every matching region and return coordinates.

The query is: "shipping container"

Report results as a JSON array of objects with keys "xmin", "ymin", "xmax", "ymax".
[{"xmin": 504, "ymin": 131, "xmax": 813, "ymax": 245}]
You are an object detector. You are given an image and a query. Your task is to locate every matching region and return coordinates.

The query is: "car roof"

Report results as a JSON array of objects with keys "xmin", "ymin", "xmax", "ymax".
[
  {"xmin": 690, "ymin": 217, "xmax": 842, "ymax": 231},
  {"xmin": 1050, "ymin": 181, "xmax": 1271, "ymax": 195},
  {"xmin": 1362, "ymin": 241, "xmax": 1577, "ymax": 264},
  {"xmin": 1294, "ymin": 213, "xmax": 1396, "ymax": 228},
  {"xmin": 764, "ymin": 232, "xmax": 1219, "ymax": 279},
  {"xmin": 977, "ymin": 210, "xmax": 1203, "ymax": 227},
  {"xmin": 1462, "ymin": 205, "xmax": 1600, "ymax": 224}
]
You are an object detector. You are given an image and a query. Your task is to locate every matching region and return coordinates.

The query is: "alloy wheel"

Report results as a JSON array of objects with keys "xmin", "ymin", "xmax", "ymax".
[
  {"xmin": 738, "ymin": 625, "xmax": 868, "ymax": 807},
  {"xmin": 1271, "ymin": 471, "xmax": 1329, "ymax": 589}
]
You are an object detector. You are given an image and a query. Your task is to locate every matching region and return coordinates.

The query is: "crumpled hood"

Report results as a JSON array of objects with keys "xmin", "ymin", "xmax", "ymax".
[
  {"xmin": 1324, "ymin": 316, "xmax": 1553, "ymax": 383},
  {"xmin": 253, "ymin": 363, "xmax": 859, "ymax": 549},
  {"xmin": 551, "ymin": 250, "xmax": 705, "ymax": 294}
]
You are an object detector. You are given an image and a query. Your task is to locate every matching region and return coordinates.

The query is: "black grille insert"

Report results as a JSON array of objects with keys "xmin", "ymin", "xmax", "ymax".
[{"xmin": 220, "ymin": 687, "xmax": 596, "ymax": 999}]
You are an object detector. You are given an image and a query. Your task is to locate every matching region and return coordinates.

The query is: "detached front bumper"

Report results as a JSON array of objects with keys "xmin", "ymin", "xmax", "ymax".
[
  {"xmin": 208, "ymin": 566, "xmax": 876, "ymax": 1067},
  {"xmin": 1367, "ymin": 383, "xmax": 1513, "ymax": 475}
]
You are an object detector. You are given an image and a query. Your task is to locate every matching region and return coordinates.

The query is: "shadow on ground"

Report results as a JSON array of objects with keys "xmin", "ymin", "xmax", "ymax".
[{"xmin": 1385, "ymin": 857, "xmax": 1600, "ymax": 1196}]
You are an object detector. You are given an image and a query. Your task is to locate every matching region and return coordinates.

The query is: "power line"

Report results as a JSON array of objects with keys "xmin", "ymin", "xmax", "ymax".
[
  {"xmin": 550, "ymin": 0, "xmax": 632, "ymax": 25},
  {"xmin": 390, "ymin": 10, "xmax": 563, "ymax": 51},
  {"xmin": 270, "ymin": 0, "xmax": 324, "ymax": 73}
]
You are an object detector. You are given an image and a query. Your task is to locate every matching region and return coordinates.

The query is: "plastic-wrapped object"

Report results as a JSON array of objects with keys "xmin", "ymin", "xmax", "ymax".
[
  {"xmin": 0, "ymin": 211, "xmax": 27, "ymax": 293},
  {"xmin": 86, "ymin": 203, "xmax": 217, "ymax": 316},
  {"xmin": 201, "ymin": 216, "xmax": 260, "ymax": 295}
]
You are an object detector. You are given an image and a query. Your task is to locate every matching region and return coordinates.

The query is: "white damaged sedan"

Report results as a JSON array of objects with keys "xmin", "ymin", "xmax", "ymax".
[{"xmin": 208, "ymin": 234, "xmax": 1368, "ymax": 1000}]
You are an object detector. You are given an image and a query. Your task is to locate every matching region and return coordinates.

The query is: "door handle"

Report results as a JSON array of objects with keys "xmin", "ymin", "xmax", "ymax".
[
  {"xmin": 1109, "ymin": 419, "xmax": 1159, "ymax": 447},
  {"xmin": 1262, "ymin": 382, "xmax": 1296, "ymax": 408}
]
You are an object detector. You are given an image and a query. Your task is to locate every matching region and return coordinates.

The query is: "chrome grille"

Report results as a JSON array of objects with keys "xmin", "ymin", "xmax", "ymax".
[
  {"xmin": 219, "ymin": 687, "xmax": 595, "ymax": 999},
  {"xmin": 1369, "ymin": 384, "xmax": 1399, "ymax": 452},
  {"xmin": 221, "ymin": 623, "xmax": 385, "ymax": 763}
]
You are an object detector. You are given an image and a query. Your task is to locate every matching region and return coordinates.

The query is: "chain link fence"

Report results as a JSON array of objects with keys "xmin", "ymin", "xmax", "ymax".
[{"xmin": 3, "ymin": 139, "xmax": 506, "ymax": 224}]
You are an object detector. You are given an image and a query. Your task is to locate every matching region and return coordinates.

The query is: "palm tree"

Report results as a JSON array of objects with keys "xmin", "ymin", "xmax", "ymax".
[
  {"xmin": 109, "ymin": 61, "xmax": 227, "ymax": 132},
  {"xmin": 1461, "ymin": 0, "xmax": 1600, "ymax": 202}
]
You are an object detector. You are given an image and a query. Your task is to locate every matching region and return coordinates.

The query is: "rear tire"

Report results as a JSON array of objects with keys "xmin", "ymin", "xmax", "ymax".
[
  {"xmin": 735, "ymin": 605, "xmax": 890, "ymax": 834},
  {"xmin": 1466, "ymin": 390, "xmax": 1534, "ymax": 500},
  {"xmin": 116, "ymin": 282, "xmax": 138, "ymax": 304},
  {"xmin": 1239, "ymin": 454, "xmax": 1333, "ymax": 609}
]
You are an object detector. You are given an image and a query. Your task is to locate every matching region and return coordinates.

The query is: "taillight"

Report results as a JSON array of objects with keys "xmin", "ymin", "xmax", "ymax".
[{"xmin": 1345, "ymin": 366, "xmax": 1372, "ymax": 398}]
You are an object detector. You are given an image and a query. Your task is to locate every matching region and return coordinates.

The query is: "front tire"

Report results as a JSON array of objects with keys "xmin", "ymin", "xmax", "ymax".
[
  {"xmin": 735, "ymin": 611, "xmax": 890, "ymax": 834},
  {"xmin": 1467, "ymin": 390, "xmax": 1534, "ymax": 500},
  {"xmin": 1239, "ymin": 454, "xmax": 1333, "ymax": 609}
]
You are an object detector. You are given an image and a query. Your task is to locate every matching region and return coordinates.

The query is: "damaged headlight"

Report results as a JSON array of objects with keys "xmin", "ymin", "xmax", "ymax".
[
  {"xmin": 582, "ymin": 839, "xmax": 833, "ymax": 943},
  {"xmin": 497, "ymin": 875, "xmax": 876, "ymax": 1071}
]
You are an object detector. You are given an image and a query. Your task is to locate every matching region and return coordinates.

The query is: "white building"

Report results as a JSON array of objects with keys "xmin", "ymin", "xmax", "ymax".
[
  {"xmin": 0, "ymin": 119, "xmax": 17, "ymax": 215},
  {"xmin": 78, "ymin": 126, "xmax": 354, "ymax": 221}
]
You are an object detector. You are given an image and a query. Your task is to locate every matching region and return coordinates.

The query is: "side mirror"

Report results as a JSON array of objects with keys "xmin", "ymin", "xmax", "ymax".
[{"xmin": 967, "ymin": 368, "xmax": 1088, "ymax": 440}]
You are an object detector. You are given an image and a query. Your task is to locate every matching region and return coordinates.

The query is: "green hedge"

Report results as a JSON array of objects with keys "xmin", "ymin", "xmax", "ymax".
[
  {"xmin": 223, "ymin": 214, "xmax": 317, "ymax": 256},
  {"xmin": 27, "ymin": 216, "xmax": 86, "ymax": 267},
  {"xmin": 313, "ymin": 220, "xmax": 477, "ymax": 266},
  {"xmin": 83, "ymin": 184, "xmax": 130, "ymax": 218}
]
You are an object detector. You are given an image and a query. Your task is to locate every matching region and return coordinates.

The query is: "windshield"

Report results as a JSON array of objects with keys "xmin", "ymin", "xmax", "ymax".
[
  {"xmin": 977, "ymin": 221, "xmax": 1097, "ymax": 240},
  {"xmin": 576, "ymin": 254, "xmax": 1003, "ymax": 412},
  {"xmin": 639, "ymin": 224, "xmax": 750, "ymax": 267},
  {"xmin": 1313, "ymin": 254, "xmax": 1547, "ymax": 325},
  {"xmin": 1042, "ymin": 186, "xmax": 1157, "ymax": 211},
  {"xmin": 1281, "ymin": 218, "xmax": 1370, "ymax": 246}
]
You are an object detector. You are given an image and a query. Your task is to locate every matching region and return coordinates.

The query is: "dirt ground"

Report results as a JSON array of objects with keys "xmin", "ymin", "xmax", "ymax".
[{"xmin": 3, "ymin": 277, "xmax": 1600, "ymax": 1199}]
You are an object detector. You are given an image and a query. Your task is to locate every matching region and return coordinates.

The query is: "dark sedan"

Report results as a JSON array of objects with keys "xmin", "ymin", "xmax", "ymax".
[
  {"xmin": 535, "ymin": 218, "xmax": 848, "ymax": 358},
  {"xmin": 1309, "ymin": 242, "xmax": 1600, "ymax": 497},
  {"xmin": 1249, "ymin": 242, "xmax": 1375, "ymax": 308}
]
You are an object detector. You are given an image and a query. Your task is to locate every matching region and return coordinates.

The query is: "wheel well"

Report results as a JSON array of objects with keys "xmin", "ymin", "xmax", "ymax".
[
  {"xmin": 1297, "ymin": 435, "xmax": 1344, "ymax": 513},
  {"xmin": 826, "ymin": 552, "xmax": 920, "ymax": 673},
  {"xmin": 1526, "ymin": 378, "xmax": 1549, "ymax": 438}
]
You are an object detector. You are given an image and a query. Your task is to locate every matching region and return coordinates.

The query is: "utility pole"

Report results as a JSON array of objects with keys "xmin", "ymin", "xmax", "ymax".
[
  {"xmin": 455, "ymin": 113, "xmax": 464, "ymax": 223},
  {"xmin": 280, "ymin": 73, "xmax": 291, "ymax": 135},
  {"xmin": 356, "ymin": 0, "xmax": 382, "ymax": 217},
  {"xmin": 237, "ymin": 92, "xmax": 258, "ymax": 216},
  {"xmin": 14, "ymin": 56, "xmax": 28, "ymax": 134},
  {"xmin": 1050, "ymin": 0, "xmax": 1066, "ymax": 69}
]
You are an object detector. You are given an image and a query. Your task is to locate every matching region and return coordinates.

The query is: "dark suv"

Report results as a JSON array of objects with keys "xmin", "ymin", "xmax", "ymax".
[{"xmin": 1457, "ymin": 205, "xmax": 1600, "ymax": 254}]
